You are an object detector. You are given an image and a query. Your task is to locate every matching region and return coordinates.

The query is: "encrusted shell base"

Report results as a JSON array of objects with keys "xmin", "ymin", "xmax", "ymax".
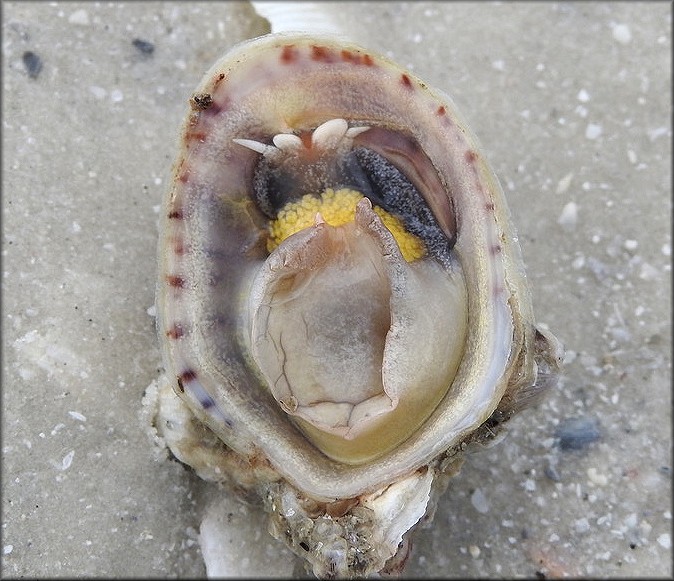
[
  {"xmin": 150, "ymin": 325, "xmax": 562, "ymax": 578},
  {"xmin": 152, "ymin": 373, "xmax": 461, "ymax": 577}
]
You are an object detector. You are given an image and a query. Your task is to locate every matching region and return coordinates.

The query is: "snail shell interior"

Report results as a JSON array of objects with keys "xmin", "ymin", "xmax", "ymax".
[{"xmin": 157, "ymin": 32, "xmax": 558, "ymax": 504}]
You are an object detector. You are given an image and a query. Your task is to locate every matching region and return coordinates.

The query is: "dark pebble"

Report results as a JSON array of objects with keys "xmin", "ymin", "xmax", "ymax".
[
  {"xmin": 132, "ymin": 38, "xmax": 155, "ymax": 55},
  {"xmin": 22, "ymin": 51, "xmax": 42, "ymax": 79},
  {"xmin": 555, "ymin": 416, "xmax": 601, "ymax": 451}
]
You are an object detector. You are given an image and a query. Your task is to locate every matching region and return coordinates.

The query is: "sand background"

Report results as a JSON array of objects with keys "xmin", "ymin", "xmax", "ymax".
[{"xmin": 2, "ymin": 2, "xmax": 671, "ymax": 577}]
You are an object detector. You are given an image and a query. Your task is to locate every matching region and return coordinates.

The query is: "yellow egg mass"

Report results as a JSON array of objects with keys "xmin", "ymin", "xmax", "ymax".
[{"xmin": 267, "ymin": 188, "xmax": 426, "ymax": 262}]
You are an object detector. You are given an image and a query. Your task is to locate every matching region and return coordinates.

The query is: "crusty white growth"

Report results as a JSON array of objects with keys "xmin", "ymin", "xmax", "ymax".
[{"xmin": 360, "ymin": 467, "xmax": 434, "ymax": 557}]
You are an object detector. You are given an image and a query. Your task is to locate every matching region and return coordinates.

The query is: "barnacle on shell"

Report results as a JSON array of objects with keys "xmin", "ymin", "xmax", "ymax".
[{"xmin": 154, "ymin": 32, "xmax": 563, "ymax": 578}]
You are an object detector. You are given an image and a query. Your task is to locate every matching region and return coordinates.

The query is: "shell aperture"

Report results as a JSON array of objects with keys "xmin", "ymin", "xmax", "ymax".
[{"xmin": 234, "ymin": 116, "xmax": 468, "ymax": 464}]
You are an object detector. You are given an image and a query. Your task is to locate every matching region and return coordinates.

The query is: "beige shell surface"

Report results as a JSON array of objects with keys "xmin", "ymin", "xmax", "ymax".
[{"xmin": 154, "ymin": 31, "xmax": 562, "ymax": 577}]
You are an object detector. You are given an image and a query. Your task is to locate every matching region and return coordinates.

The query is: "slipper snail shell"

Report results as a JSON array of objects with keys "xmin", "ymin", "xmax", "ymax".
[{"xmin": 154, "ymin": 32, "xmax": 563, "ymax": 578}]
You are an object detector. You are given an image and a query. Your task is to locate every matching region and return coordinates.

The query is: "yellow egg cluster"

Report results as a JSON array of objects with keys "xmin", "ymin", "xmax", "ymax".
[{"xmin": 267, "ymin": 188, "xmax": 425, "ymax": 262}]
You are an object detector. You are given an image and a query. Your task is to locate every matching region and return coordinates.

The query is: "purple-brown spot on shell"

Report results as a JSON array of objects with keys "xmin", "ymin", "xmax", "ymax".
[
  {"xmin": 339, "ymin": 50, "xmax": 371, "ymax": 66},
  {"xmin": 200, "ymin": 394, "xmax": 215, "ymax": 409},
  {"xmin": 280, "ymin": 44, "xmax": 298, "ymax": 64},
  {"xmin": 311, "ymin": 45, "xmax": 334, "ymax": 62},
  {"xmin": 204, "ymin": 101, "xmax": 223, "ymax": 116},
  {"xmin": 436, "ymin": 105, "xmax": 446, "ymax": 116},
  {"xmin": 340, "ymin": 49, "xmax": 356, "ymax": 63},
  {"xmin": 172, "ymin": 239, "xmax": 185, "ymax": 255},
  {"xmin": 179, "ymin": 368, "xmax": 197, "ymax": 385},
  {"xmin": 166, "ymin": 323, "xmax": 185, "ymax": 340},
  {"xmin": 186, "ymin": 131, "xmax": 207, "ymax": 143},
  {"xmin": 465, "ymin": 150, "xmax": 478, "ymax": 163},
  {"xmin": 176, "ymin": 369, "xmax": 198, "ymax": 393},
  {"xmin": 168, "ymin": 210, "xmax": 183, "ymax": 220},
  {"xmin": 400, "ymin": 73, "xmax": 413, "ymax": 89},
  {"xmin": 166, "ymin": 275, "xmax": 186, "ymax": 288}
]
